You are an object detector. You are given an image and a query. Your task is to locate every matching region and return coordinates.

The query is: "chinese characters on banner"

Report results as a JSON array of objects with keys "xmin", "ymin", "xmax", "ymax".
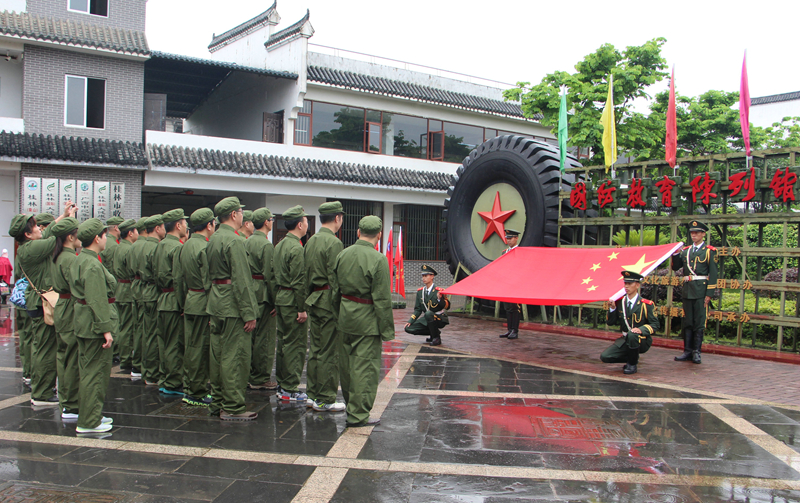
[
  {"xmin": 568, "ymin": 167, "xmax": 797, "ymax": 211},
  {"xmin": 22, "ymin": 178, "xmax": 125, "ymax": 221}
]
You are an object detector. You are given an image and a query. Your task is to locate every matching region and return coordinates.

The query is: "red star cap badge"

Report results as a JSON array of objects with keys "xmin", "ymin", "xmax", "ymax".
[{"xmin": 477, "ymin": 192, "xmax": 516, "ymax": 244}]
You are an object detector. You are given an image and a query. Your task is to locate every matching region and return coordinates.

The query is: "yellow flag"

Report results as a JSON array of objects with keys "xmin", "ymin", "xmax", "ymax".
[{"xmin": 600, "ymin": 74, "xmax": 617, "ymax": 172}]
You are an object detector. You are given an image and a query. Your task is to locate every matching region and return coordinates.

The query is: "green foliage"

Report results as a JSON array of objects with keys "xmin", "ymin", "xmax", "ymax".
[
  {"xmin": 706, "ymin": 221, "xmax": 798, "ymax": 279},
  {"xmin": 719, "ymin": 292, "xmax": 794, "ymax": 316},
  {"xmin": 762, "ymin": 116, "xmax": 800, "ymax": 149},
  {"xmin": 611, "ymin": 229, "xmax": 670, "ymax": 246}
]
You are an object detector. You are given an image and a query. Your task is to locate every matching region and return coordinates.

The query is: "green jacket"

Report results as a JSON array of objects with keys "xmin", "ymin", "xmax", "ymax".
[
  {"xmin": 17, "ymin": 226, "xmax": 56, "ymax": 308},
  {"xmin": 331, "ymin": 239, "xmax": 394, "ymax": 340},
  {"xmin": 70, "ymin": 248, "xmax": 118, "ymax": 338},
  {"xmin": 408, "ymin": 285, "xmax": 450, "ymax": 325},
  {"xmin": 607, "ymin": 296, "xmax": 659, "ymax": 336},
  {"xmin": 244, "ymin": 230, "xmax": 275, "ymax": 307},
  {"xmin": 113, "ymin": 239, "xmax": 135, "ymax": 303},
  {"xmin": 177, "ymin": 233, "xmax": 211, "ymax": 317},
  {"xmin": 52, "ymin": 246, "xmax": 77, "ymax": 334},
  {"xmin": 273, "ymin": 232, "xmax": 306, "ymax": 312},
  {"xmin": 128, "ymin": 237, "xmax": 147, "ymax": 302},
  {"xmin": 138, "ymin": 236, "xmax": 160, "ymax": 303},
  {"xmin": 155, "ymin": 234, "xmax": 183, "ymax": 312},
  {"xmin": 671, "ymin": 243, "xmax": 718, "ymax": 299},
  {"xmin": 206, "ymin": 224, "xmax": 257, "ymax": 321},
  {"xmin": 304, "ymin": 227, "xmax": 343, "ymax": 312},
  {"xmin": 100, "ymin": 237, "xmax": 119, "ymax": 278}
]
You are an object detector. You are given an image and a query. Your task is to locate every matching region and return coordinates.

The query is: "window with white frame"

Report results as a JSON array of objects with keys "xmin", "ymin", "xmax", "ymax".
[
  {"xmin": 65, "ymin": 75, "xmax": 106, "ymax": 129},
  {"xmin": 68, "ymin": 0, "xmax": 108, "ymax": 17}
]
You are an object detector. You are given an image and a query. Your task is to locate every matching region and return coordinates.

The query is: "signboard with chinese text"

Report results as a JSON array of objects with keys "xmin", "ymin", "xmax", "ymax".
[
  {"xmin": 41, "ymin": 178, "xmax": 59, "ymax": 217},
  {"xmin": 111, "ymin": 182, "xmax": 125, "ymax": 218},
  {"xmin": 77, "ymin": 180, "xmax": 93, "ymax": 222},
  {"xmin": 93, "ymin": 181, "xmax": 110, "ymax": 222},
  {"xmin": 59, "ymin": 180, "xmax": 76, "ymax": 214},
  {"xmin": 23, "ymin": 177, "xmax": 40, "ymax": 214}
]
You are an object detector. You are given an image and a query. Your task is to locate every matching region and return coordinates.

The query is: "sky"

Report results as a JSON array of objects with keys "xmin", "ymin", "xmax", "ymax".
[{"xmin": 146, "ymin": 0, "xmax": 797, "ymax": 106}]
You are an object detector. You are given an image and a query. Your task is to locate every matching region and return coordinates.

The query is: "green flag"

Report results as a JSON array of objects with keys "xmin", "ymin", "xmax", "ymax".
[{"xmin": 558, "ymin": 90, "xmax": 568, "ymax": 172}]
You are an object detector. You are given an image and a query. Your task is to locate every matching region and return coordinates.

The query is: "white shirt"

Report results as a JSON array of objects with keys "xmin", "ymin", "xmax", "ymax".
[
  {"xmin": 609, "ymin": 293, "xmax": 638, "ymax": 312},
  {"xmin": 692, "ymin": 241, "xmax": 704, "ymax": 253}
]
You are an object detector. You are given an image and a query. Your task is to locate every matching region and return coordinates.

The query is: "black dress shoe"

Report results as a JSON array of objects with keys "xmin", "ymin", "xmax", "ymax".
[
  {"xmin": 346, "ymin": 417, "xmax": 381, "ymax": 427},
  {"xmin": 507, "ymin": 330, "xmax": 518, "ymax": 340},
  {"xmin": 429, "ymin": 337, "xmax": 441, "ymax": 346},
  {"xmin": 674, "ymin": 351, "xmax": 692, "ymax": 362},
  {"xmin": 499, "ymin": 331, "xmax": 510, "ymax": 338},
  {"xmin": 425, "ymin": 337, "xmax": 432, "ymax": 343},
  {"xmin": 623, "ymin": 364, "xmax": 638, "ymax": 375},
  {"xmin": 692, "ymin": 351, "xmax": 702, "ymax": 364},
  {"xmin": 112, "ymin": 356, "xmax": 120, "ymax": 365}
]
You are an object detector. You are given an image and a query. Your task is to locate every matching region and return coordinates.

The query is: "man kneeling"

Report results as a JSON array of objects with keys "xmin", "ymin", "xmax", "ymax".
[
  {"xmin": 405, "ymin": 265, "xmax": 450, "ymax": 346},
  {"xmin": 600, "ymin": 270, "xmax": 659, "ymax": 375}
]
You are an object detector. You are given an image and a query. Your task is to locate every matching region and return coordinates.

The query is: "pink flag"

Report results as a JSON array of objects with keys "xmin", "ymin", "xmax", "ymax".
[
  {"xmin": 739, "ymin": 52, "xmax": 751, "ymax": 156},
  {"xmin": 386, "ymin": 229, "xmax": 394, "ymax": 293},
  {"xmin": 665, "ymin": 67, "xmax": 677, "ymax": 168}
]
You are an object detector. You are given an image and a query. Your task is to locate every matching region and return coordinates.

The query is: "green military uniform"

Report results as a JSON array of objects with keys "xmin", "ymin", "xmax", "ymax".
[
  {"xmin": 273, "ymin": 206, "xmax": 309, "ymax": 396},
  {"xmin": 100, "ymin": 216, "xmax": 124, "ymax": 277},
  {"xmin": 331, "ymin": 216, "xmax": 394, "ymax": 426},
  {"xmin": 71, "ymin": 219, "xmax": 118, "ymax": 430},
  {"xmin": 155, "ymin": 209, "xmax": 186, "ymax": 392},
  {"xmin": 51, "ymin": 218, "xmax": 80, "ymax": 415},
  {"xmin": 35, "ymin": 213, "xmax": 54, "ymax": 228},
  {"xmin": 304, "ymin": 202, "xmax": 345, "ymax": 405},
  {"xmin": 405, "ymin": 265, "xmax": 450, "ymax": 346},
  {"xmin": 10, "ymin": 214, "xmax": 59, "ymax": 404},
  {"xmin": 601, "ymin": 270, "xmax": 660, "ymax": 375},
  {"xmin": 128, "ymin": 217, "xmax": 148, "ymax": 377},
  {"xmin": 138, "ymin": 215, "xmax": 163, "ymax": 384},
  {"xmin": 206, "ymin": 197, "xmax": 258, "ymax": 417},
  {"xmin": 244, "ymin": 208, "xmax": 277, "ymax": 388},
  {"xmin": 15, "ymin": 253, "xmax": 31, "ymax": 383},
  {"xmin": 671, "ymin": 221, "xmax": 718, "ymax": 364},
  {"xmin": 112, "ymin": 219, "xmax": 137, "ymax": 371},
  {"xmin": 177, "ymin": 209, "xmax": 214, "ymax": 404}
]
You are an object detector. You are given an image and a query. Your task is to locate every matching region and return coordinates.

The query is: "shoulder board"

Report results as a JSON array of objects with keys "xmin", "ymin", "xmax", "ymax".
[
  {"xmin": 682, "ymin": 245, "xmax": 691, "ymax": 250},
  {"xmin": 417, "ymin": 287, "xmax": 424, "ymax": 291},
  {"xmin": 435, "ymin": 287, "xmax": 445, "ymax": 291},
  {"xmin": 642, "ymin": 299, "xmax": 654, "ymax": 305},
  {"xmin": 707, "ymin": 245, "xmax": 717, "ymax": 251}
]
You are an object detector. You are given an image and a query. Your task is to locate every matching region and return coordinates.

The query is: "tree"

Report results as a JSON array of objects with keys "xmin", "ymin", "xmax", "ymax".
[{"xmin": 503, "ymin": 38, "xmax": 668, "ymax": 162}]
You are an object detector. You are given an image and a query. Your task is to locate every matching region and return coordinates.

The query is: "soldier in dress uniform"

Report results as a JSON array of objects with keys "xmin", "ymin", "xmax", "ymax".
[
  {"xmin": 601, "ymin": 270, "xmax": 660, "ymax": 375},
  {"xmin": 273, "ymin": 205, "xmax": 309, "ymax": 402},
  {"xmin": 671, "ymin": 220, "xmax": 718, "ymax": 364},
  {"xmin": 71, "ymin": 218, "xmax": 117, "ymax": 434},
  {"xmin": 154, "ymin": 209, "xmax": 187, "ymax": 394},
  {"xmin": 177, "ymin": 208, "xmax": 215, "ymax": 406},
  {"xmin": 128, "ymin": 217, "xmax": 148, "ymax": 381},
  {"xmin": 404, "ymin": 265, "xmax": 450, "ymax": 346},
  {"xmin": 50, "ymin": 217, "xmax": 80, "ymax": 420},
  {"xmin": 245, "ymin": 207, "xmax": 278, "ymax": 391},
  {"xmin": 138, "ymin": 214, "xmax": 165, "ymax": 385},
  {"xmin": 240, "ymin": 210, "xmax": 255, "ymax": 239},
  {"xmin": 112, "ymin": 219, "xmax": 138, "ymax": 373},
  {"xmin": 10, "ymin": 203, "xmax": 76, "ymax": 407},
  {"xmin": 331, "ymin": 216, "xmax": 393, "ymax": 427},
  {"xmin": 304, "ymin": 201, "xmax": 346, "ymax": 412},
  {"xmin": 499, "ymin": 229, "xmax": 522, "ymax": 340},
  {"xmin": 207, "ymin": 197, "xmax": 259, "ymax": 421}
]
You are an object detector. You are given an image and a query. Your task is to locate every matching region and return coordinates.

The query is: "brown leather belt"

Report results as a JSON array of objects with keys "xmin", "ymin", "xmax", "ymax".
[
  {"xmin": 59, "ymin": 293, "xmax": 71, "ymax": 300},
  {"xmin": 314, "ymin": 285, "xmax": 330, "ymax": 292},
  {"xmin": 75, "ymin": 297, "xmax": 115, "ymax": 305},
  {"xmin": 189, "ymin": 288, "xmax": 206, "ymax": 293},
  {"xmin": 279, "ymin": 287, "xmax": 293, "ymax": 291},
  {"xmin": 343, "ymin": 294, "xmax": 373, "ymax": 305},
  {"xmin": 252, "ymin": 275, "xmax": 265, "ymax": 280},
  {"xmin": 134, "ymin": 276, "xmax": 141, "ymax": 280},
  {"xmin": 161, "ymin": 288, "xmax": 174, "ymax": 293},
  {"xmin": 212, "ymin": 279, "xmax": 231, "ymax": 285},
  {"xmin": 118, "ymin": 279, "xmax": 131, "ymax": 284}
]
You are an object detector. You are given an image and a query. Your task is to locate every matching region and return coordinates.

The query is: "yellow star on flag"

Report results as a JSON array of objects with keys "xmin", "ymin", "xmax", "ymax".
[
  {"xmin": 608, "ymin": 252, "xmax": 619, "ymax": 260},
  {"xmin": 590, "ymin": 263, "xmax": 601, "ymax": 271},
  {"xmin": 581, "ymin": 277, "xmax": 593, "ymax": 285},
  {"xmin": 587, "ymin": 285, "xmax": 598, "ymax": 292},
  {"xmin": 622, "ymin": 254, "xmax": 657, "ymax": 275}
]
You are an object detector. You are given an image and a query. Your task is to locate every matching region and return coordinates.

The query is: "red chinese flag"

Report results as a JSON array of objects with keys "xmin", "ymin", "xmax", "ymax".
[
  {"xmin": 665, "ymin": 67, "xmax": 677, "ymax": 168},
  {"xmin": 386, "ymin": 229, "xmax": 394, "ymax": 293},
  {"xmin": 739, "ymin": 52, "xmax": 751, "ymax": 156},
  {"xmin": 443, "ymin": 243, "xmax": 682, "ymax": 305},
  {"xmin": 395, "ymin": 227, "xmax": 405, "ymax": 298}
]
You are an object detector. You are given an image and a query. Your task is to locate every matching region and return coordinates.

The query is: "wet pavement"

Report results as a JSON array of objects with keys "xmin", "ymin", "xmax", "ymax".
[{"xmin": 0, "ymin": 304, "xmax": 799, "ymax": 502}]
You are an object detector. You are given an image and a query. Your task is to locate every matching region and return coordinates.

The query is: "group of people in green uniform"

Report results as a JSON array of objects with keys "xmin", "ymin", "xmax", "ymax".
[{"xmin": 9, "ymin": 197, "xmax": 394, "ymax": 429}]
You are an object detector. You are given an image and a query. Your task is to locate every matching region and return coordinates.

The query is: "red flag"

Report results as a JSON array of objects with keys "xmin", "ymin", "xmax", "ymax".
[
  {"xmin": 665, "ymin": 67, "xmax": 677, "ymax": 168},
  {"xmin": 374, "ymin": 240, "xmax": 380, "ymax": 252},
  {"xmin": 443, "ymin": 243, "xmax": 682, "ymax": 305},
  {"xmin": 386, "ymin": 229, "xmax": 394, "ymax": 293},
  {"xmin": 395, "ymin": 227, "xmax": 405, "ymax": 298},
  {"xmin": 739, "ymin": 52, "xmax": 751, "ymax": 156}
]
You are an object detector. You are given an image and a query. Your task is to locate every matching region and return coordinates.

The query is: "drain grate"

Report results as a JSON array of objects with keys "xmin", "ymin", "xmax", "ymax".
[{"xmin": 0, "ymin": 483, "xmax": 129, "ymax": 503}]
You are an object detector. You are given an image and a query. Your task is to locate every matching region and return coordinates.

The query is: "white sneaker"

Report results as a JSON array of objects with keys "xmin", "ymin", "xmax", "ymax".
[
  {"xmin": 306, "ymin": 398, "xmax": 315, "ymax": 408},
  {"xmin": 311, "ymin": 400, "xmax": 346, "ymax": 412},
  {"xmin": 101, "ymin": 416, "xmax": 113, "ymax": 424},
  {"xmin": 61, "ymin": 411, "xmax": 79, "ymax": 420},
  {"xmin": 76, "ymin": 423, "xmax": 112, "ymax": 434},
  {"xmin": 130, "ymin": 372, "xmax": 142, "ymax": 380}
]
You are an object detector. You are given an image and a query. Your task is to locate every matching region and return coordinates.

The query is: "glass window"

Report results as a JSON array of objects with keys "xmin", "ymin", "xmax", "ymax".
[
  {"xmin": 366, "ymin": 110, "xmax": 381, "ymax": 123},
  {"xmin": 65, "ymin": 76, "xmax": 86, "ymax": 127},
  {"xmin": 367, "ymin": 122, "xmax": 381, "ymax": 153},
  {"xmin": 484, "ymin": 129, "xmax": 498, "ymax": 141},
  {"xmin": 65, "ymin": 75, "xmax": 105, "ymax": 129},
  {"xmin": 443, "ymin": 122, "xmax": 484, "ymax": 163},
  {"xmin": 295, "ymin": 115, "xmax": 310, "ymax": 145},
  {"xmin": 311, "ymin": 102, "xmax": 364, "ymax": 152},
  {"xmin": 69, "ymin": 0, "xmax": 108, "ymax": 16},
  {"xmin": 387, "ymin": 114, "xmax": 427, "ymax": 159},
  {"xmin": 429, "ymin": 120, "xmax": 443, "ymax": 132}
]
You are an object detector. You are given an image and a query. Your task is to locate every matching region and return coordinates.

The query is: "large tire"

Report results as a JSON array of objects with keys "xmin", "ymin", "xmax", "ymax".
[{"xmin": 443, "ymin": 135, "xmax": 594, "ymax": 279}]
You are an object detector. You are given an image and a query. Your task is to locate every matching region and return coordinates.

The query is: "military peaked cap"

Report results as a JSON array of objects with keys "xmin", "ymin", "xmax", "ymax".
[
  {"xmin": 687, "ymin": 221, "xmax": 708, "ymax": 232},
  {"xmin": 283, "ymin": 205, "xmax": 309, "ymax": 220},
  {"xmin": 421, "ymin": 264, "xmax": 438, "ymax": 276},
  {"xmin": 119, "ymin": 219, "xmax": 136, "ymax": 232},
  {"xmin": 35, "ymin": 213, "xmax": 55, "ymax": 227},
  {"xmin": 77, "ymin": 218, "xmax": 107, "ymax": 242},
  {"xmin": 135, "ymin": 217, "xmax": 148, "ymax": 232},
  {"xmin": 214, "ymin": 197, "xmax": 244, "ymax": 217},
  {"xmin": 50, "ymin": 217, "xmax": 79, "ymax": 238},
  {"xmin": 162, "ymin": 209, "xmax": 185, "ymax": 224},
  {"xmin": 8, "ymin": 214, "xmax": 34, "ymax": 238},
  {"xmin": 105, "ymin": 216, "xmax": 124, "ymax": 226},
  {"xmin": 253, "ymin": 208, "xmax": 273, "ymax": 227},
  {"xmin": 359, "ymin": 215, "xmax": 382, "ymax": 234},
  {"xmin": 319, "ymin": 201, "xmax": 345, "ymax": 215},
  {"xmin": 144, "ymin": 214, "xmax": 164, "ymax": 228},
  {"xmin": 505, "ymin": 228, "xmax": 520, "ymax": 237},
  {"xmin": 242, "ymin": 210, "xmax": 253, "ymax": 222},
  {"xmin": 190, "ymin": 208, "xmax": 215, "ymax": 227},
  {"xmin": 621, "ymin": 270, "xmax": 644, "ymax": 283}
]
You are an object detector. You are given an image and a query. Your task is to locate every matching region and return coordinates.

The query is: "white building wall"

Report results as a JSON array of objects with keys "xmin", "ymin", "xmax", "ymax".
[
  {"xmin": 750, "ymin": 99, "xmax": 800, "ymax": 129},
  {"xmin": 0, "ymin": 163, "xmax": 20, "ymax": 267},
  {"xmin": 210, "ymin": 29, "xmax": 273, "ymax": 69},
  {"xmin": 0, "ymin": 0, "xmax": 25, "ymax": 12}
]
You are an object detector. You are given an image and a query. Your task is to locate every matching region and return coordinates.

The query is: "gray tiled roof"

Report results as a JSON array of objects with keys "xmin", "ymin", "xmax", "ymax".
[
  {"xmin": 307, "ymin": 66, "xmax": 528, "ymax": 119},
  {"xmin": 147, "ymin": 143, "xmax": 450, "ymax": 191},
  {"xmin": 208, "ymin": 1, "xmax": 276, "ymax": 52},
  {"xmin": 751, "ymin": 91, "xmax": 800, "ymax": 106},
  {"xmin": 150, "ymin": 51, "xmax": 297, "ymax": 80},
  {"xmin": 0, "ymin": 131, "xmax": 147, "ymax": 166},
  {"xmin": 0, "ymin": 10, "xmax": 149, "ymax": 56},
  {"xmin": 265, "ymin": 10, "xmax": 309, "ymax": 48}
]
